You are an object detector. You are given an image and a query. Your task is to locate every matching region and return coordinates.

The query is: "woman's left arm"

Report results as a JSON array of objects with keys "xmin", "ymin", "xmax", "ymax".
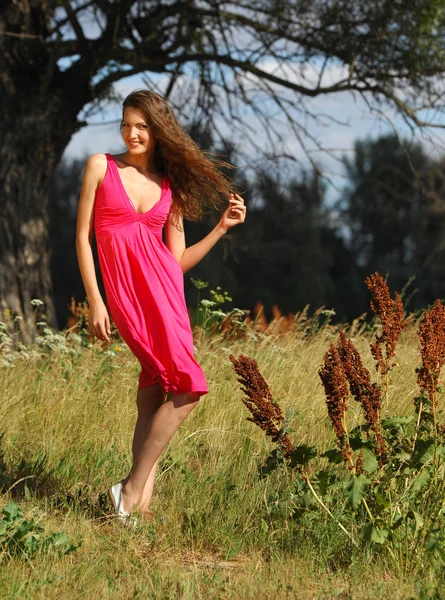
[{"xmin": 165, "ymin": 193, "xmax": 246, "ymax": 274}]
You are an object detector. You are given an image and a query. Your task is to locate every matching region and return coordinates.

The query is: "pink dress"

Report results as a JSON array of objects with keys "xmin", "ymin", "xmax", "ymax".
[{"xmin": 93, "ymin": 153, "xmax": 208, "ymax": 396}]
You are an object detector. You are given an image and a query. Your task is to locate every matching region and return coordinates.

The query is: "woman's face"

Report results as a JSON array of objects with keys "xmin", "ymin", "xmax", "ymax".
[{"xmin": 121, "ymin": 107, "xmax": 156, "ymax": 156}]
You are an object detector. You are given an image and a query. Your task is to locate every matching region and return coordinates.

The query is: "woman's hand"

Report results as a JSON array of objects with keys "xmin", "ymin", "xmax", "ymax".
[
  {"xmin": 88, "ymin": 300, "xmax": 111, "ymax": 343},
  {"xmin": 219, "ymin": 193, "xmax": 246, "ymax": 232}
]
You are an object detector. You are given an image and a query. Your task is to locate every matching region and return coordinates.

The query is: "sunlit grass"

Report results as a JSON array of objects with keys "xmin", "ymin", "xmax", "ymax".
[{"xmin": 0, "ymin": 319, "xmax": 437, "ymax": 599}]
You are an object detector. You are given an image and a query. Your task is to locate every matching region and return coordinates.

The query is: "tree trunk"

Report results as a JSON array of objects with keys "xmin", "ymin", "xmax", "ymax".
[{"xmin": 0, "ymin": 99, "xmax": 85, "ymax": 338}]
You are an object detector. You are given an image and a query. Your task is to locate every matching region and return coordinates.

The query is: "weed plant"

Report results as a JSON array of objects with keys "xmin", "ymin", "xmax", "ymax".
[{"xmin": 230, "ymin": 273, "xmax": 445, "ymax": 588}]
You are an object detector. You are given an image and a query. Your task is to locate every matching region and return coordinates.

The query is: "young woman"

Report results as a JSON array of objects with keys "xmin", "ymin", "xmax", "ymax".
[{"xmin": 76, "ymin": 89, "xmax": 246, "ymax": 524}]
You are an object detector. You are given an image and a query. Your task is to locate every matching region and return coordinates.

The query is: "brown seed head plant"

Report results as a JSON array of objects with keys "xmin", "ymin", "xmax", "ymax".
[
  {"xmin": 355, "ymin": 448, "xmax": 364, "ymax": 475},
  {"xmin": 229, "ymin": 354, "xmax": 294, "ymax": 457},
  {"xmin": 318, "ymin": 344, "xmax": 353, "ymax": 467},
  {"xmin": 416, "ymin": 299, "xmax": 445, "ymax": 415},
  {"xmin": 66, "ymin": 297, "xmax": 90, "ymax": 333},
  {"xmin": 68, "ymin": 297, "xmax": 90, "ymax": 321},
  {"xmin": 365, "ymin": 272, "xmax": 408, "ymax": 376},
  {"xmin": 337, "ymin": 331, "xmax": 386, "ymax": 463}
]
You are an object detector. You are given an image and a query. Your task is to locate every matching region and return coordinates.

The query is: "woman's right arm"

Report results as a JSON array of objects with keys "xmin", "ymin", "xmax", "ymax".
[{"xmin": 75, "ymin": 154, "xmax": 111, "ymax": 343}]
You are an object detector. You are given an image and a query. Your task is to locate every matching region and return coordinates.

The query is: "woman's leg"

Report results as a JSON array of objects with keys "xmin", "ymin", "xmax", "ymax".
[
  {"xmin": 121, "ymin": 390, "xmax": 200, "ymax": 513},
  {"xmin": 131, "ymin": 383, "xmax": 166, "ymax": 514}
]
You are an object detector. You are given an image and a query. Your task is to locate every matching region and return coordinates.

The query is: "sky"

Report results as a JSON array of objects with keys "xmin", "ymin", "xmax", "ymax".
[
  {"xmin": 58, "ymin": 2, "xmax": 445, "ymax": 204},
  {"xmin": 63, "ymin": 67, "xmax": 445, "ymax": 203}
]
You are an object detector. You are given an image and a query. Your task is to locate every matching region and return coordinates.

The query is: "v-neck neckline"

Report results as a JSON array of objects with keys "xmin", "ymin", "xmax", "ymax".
[{"xmin": 108, "ymin": 154, "xmax": 167, "ymax": 216}]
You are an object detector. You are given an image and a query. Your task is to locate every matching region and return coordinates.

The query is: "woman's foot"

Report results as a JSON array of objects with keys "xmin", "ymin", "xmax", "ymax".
[
  {"xmin": 120, "ymin": 480, "xmax": 142, "ymax": 514},
  {"xmin": 108, "ymin": 481, "xmax": 139, "ymax": 528},
  {"xmin": 136, "ymin": 504, "xmax": 156, "ymax": 520}
]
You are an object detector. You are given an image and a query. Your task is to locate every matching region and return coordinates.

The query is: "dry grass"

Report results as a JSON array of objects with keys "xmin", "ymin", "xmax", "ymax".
[{"xmin": 0, "ymin": 316, "xmax": 436, "ymax": 598}]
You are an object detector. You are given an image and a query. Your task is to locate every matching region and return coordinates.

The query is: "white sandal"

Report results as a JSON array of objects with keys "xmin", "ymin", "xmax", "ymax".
[{"xmin": 108, "ymin": 481, "xmax": 139, "ymax": 528}]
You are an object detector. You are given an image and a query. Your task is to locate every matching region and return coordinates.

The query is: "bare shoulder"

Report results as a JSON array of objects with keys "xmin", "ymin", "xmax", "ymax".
[
  {"xmin": 167, "ymin": 202, "xmax": 184, "ymax": 230},
  {"xmin": 83, "ymin": 153, "xmax": 108, "ymax": 187}
]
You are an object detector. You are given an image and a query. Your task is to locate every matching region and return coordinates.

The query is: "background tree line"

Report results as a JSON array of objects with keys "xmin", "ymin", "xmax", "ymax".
[
  {"xmin": 4, "ymin": 0, "xmax": 445, "ymax": 335},
  {"xmin": 50, "ymin": 132, "xmax": 445, "ymax": 328}
]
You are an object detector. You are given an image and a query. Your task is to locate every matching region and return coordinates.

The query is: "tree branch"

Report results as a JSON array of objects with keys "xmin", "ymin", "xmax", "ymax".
[{"xmin": 61, "ymin": 0, "xmax": 87, "ymax": 42}]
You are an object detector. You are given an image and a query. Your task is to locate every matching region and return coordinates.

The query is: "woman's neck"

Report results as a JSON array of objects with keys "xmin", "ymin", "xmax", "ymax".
[{"xmin": 120, "ymin": 151, "xmax": 156, "ymax": 175}]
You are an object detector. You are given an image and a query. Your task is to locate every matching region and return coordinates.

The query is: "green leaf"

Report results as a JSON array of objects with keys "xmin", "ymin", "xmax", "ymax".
[
  {"xmin": 412, "ymin": 439, "xmax": 436, "ymax": 466},
  {"xmin": 360, "ymin": 523, "xmax": 388, "ymax": 544},
  {"xmin": 346, "ymin": 474, "xmax": 371, "ymax": 510},
  {"xmin": 414, "ymin": 470, "xmax": 430, "ymax": 491},
  {"xmin": 362, "ymin": 448, "xmax": 379, "ymax": 474},
  {"xmin": 23, "ymin": 533, "xmax": 40, "ymax": 556},
  {"xmin": 23, "ymin": 484, "xmax": 31, "ymax": 500},
  {"xmin": 289, "ymin": 445, "xmax": 317, "ymax": 468},
  {"xmin": 349, "ymin": 423, "xmax": 370, "ymax": 436},
  {"xmin": 315, "ymin": 470, "xmax": 331, "ymax": 496},
  {"xmin": 260, "ymin": 519, "xmax": 269, "ymax": 534},
  {"xmin": 2, "ymin": 502, "xmax": 21, "ymax": 521},
  {"xmin": 381, "ymin": 416, "xmax": 414, "ymax": 429},
  {"xmin": 349, "ymin": 425, "xmax": 369, "ymax": 448},
  {"xmin": 391, "ymin": 514, "xmax": 404, "ymax": 530},
  {"xmin": 426, "ymin": 538, "xmax": 439, "ymax": 552},
  {"xmin": 322, "ymin": 448, "xmax": 343, "ymax": 464},
  {"xmin": 394, "ymin": 450, "xmax": 412, "ymax": 463},
  {"xmin": 43, "ymin": 533, "xmax": 78, "ymax": 556},
  {"xmin": 407, "ymin": 510, "xmax": 424, "ymax": 531},
  {"xmin": 260, "ymin": 449, "xmax": 286, "ymax": 477},
  {"xmin": 374, "ymin": 491, "xmax": 390, "ymax": 510}
]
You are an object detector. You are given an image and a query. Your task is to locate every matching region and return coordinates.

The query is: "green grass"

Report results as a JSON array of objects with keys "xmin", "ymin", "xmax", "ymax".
[{"xmin": 0, "ymin": 320, "xmax": 443, "ymax": 599}]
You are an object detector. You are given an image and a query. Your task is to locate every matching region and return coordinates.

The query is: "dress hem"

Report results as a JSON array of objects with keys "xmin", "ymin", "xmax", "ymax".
[{"xmin": 138, "ymin": 379, "xmax": 208, "ymax": 396}]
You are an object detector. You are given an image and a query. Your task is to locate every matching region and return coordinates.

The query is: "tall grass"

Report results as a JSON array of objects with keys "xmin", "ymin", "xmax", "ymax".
[{"xmin": 0, "ymin": 299, "xmax": 440, "ymax": 599}]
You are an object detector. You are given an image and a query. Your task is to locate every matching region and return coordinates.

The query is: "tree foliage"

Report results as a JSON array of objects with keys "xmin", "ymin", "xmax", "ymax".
[
  {"xmin": 342, "ymin": 134, "xmax": 445, "ymax": 307},
  {"xmin": 3, "ymin": 0, "xmax": 445, "ymax": 329}
]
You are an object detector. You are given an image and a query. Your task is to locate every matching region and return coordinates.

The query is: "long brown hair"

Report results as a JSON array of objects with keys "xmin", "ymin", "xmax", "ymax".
[{"xmin": 121, "ymin": 89, "xmax": 234, "ymax": 221}]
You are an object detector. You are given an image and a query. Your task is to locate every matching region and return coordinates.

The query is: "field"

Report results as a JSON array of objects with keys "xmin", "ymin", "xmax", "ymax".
[{"xmin": 0, "ymin": 306, "xmax": 444, "ymax": 599}]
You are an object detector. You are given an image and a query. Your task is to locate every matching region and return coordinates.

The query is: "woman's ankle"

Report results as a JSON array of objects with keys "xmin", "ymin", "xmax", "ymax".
[{"xmin": 121, "ymin": 479, "xmax": 142, "ymax": 511}]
